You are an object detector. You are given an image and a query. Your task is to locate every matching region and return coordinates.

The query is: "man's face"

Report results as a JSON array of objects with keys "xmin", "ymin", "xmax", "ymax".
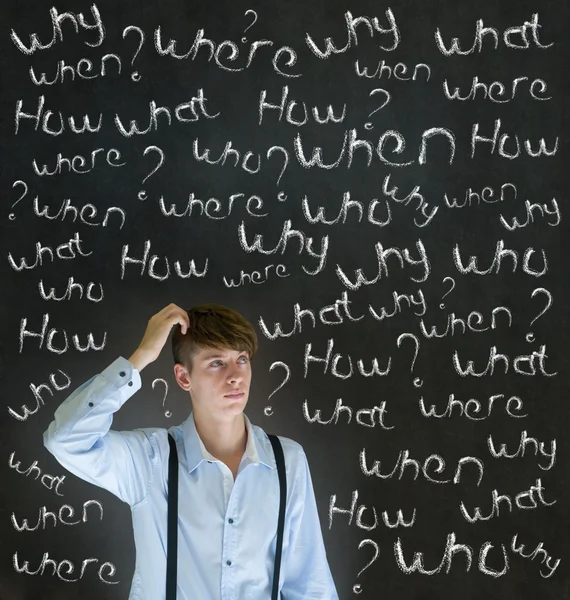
[{"xmin": 186, "ymin": 346, "xmax": 252, "ymax": 419}]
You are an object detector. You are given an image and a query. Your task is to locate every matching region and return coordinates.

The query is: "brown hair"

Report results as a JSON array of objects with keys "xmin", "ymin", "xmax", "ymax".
[{"xmin": 171, "ymin": 303, "xmax": 258, "ymax": 374}]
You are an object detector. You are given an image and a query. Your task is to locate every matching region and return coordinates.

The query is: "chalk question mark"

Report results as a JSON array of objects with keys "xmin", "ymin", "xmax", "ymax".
[
  {"xmin": 526, "ymin": 287, "xmax": 552, "ymax": 343},
  {"xmin": 353, "ymin": 539, "xmax": 380, "ymax": 594},
  {"xmin": 241, "ymin": 10, "xmax": 258, "ymax": 42},
  {"xmin": 122, "ymin": 25, "xmax": 145, "ymax": 82},
  {"xmin": 364, "ymin": 88, "xmax": 391, "ymax": 130},
  {"xmin": 264, "ymin": 361, "xmax": 290, "ymax": 416},
  {"xmin": 267, "ymin": 146, "xmax": 289, "ymax": 186},
  {"xmin": 137, "ymin": 145, "xmax": 166, "ymax": 201},
  {"xmin": 397, "ymin": 332, "xmax": 422, "ymax": 388},
  {"xmin": 10, "ymin": 180, "xmax": 29, "ymax": 220},
  {"xmin": 152, "ymin": 378, "xmax": 171, "ymax": 418},
  {"xmin": 439, "ymin": 276, "xmax": 456, "ymax": 309}
]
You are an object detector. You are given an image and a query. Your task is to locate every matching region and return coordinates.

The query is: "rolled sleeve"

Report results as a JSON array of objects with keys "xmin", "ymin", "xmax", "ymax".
[{"xmin": 43, "ymin": 357, "xmax": 157, "ymax": 506}]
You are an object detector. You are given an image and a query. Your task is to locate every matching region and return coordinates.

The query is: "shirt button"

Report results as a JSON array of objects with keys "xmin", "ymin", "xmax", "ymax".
[
  {"xmin": 88, "ymin": 402, "xmax": 94, "ymax": 407},
  {"xmin": 226, "ymin": 560, "xmax": 232, "ymax": 566},
  {"xmin": 128, "ymin": 381, "xmax": 133, "ymax": 386},
  {"xmin": 228, "ymin": 518, "xmax": 233, "ymax": 524},
  {"xmin": 119, "ymin": 371, "xmax": 126, "ymax": 377}
]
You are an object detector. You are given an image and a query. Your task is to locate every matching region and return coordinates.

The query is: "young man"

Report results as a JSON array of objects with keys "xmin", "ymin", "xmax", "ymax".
[{"xmin": 43, "ymin": 303, "xmax": 339, "ymax": 599}]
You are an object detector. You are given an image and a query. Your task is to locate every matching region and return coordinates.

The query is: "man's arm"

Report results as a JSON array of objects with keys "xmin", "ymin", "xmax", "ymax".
[
  {"xmin": 281, "ymin": 450, "xmax": 339, "ymax": 600},
  {"xmin": 43, "ymin": 304, "xmax": 191, "ymax": 507},
  {"xmin": 43, "ymin": 356, "xmax": 159, "ymax": 506}
]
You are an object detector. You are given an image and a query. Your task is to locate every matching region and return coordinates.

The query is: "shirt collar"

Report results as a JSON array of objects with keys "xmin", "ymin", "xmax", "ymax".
[{"xmin": 179, "ymin": 411, "xmax": 275, "ymax": 473}]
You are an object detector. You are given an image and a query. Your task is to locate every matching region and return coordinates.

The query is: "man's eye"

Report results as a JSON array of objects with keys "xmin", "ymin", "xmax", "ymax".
[
  {"xmin": 211, "ymin": 360, "xmax": 222, "ymax": 367},
  {"xmin": 239, "ymin": 356, "xmax": 248, "ymax": 363}
]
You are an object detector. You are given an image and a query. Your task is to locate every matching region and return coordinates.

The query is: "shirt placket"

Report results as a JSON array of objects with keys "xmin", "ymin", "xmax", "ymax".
[{"xmin": 219, "ymin": 462, "xmax": 239, "ymax": 600}]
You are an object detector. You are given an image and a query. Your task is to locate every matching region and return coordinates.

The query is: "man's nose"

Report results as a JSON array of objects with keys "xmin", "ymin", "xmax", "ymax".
[{"xmin": 227, "ymin": 366, "xmax": 243, "ymax": 383}]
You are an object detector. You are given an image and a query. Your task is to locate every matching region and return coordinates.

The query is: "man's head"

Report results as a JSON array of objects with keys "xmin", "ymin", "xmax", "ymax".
[{"xmin": 171, "ymin": 304, "xmax": 258, "ymax": 417}]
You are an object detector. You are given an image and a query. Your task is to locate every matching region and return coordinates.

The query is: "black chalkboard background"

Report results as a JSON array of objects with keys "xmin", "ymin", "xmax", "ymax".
[{"xmin": 1, "ymin": 0, "xmax": 569, "ymax": 598}]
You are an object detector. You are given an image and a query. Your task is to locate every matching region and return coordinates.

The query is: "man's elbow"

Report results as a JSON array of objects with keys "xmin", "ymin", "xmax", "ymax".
[{"xmin": 43, "ymin": 421, "xmax": 66, "ymax": 459}]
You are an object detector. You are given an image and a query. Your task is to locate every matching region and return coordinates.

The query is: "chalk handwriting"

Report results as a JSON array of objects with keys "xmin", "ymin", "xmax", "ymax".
[
  {"xmin": 360, "ymin": 447, "xmax": 484, "ymax": 486},
  {"xmin": 434, "ymin": 14, "xmax": 553, "ymax": 56},
  {"xmin": 305, "ymin": 10, "xmax": 400, "ymax": 59},
  {"xmin": 487, "ymin": 430, "xmax": 556, "ymax": 470},
  {"xmin": 19, "ymin": 313, "xmax": 106, "ymax": 354},
  {"xmin": 453, "ymin": 240, "xmax": 548, "ymax": 277},
  {"xmin": 259, "ymin": 288, "xmax": 426, "ymax": 340},
  {"xmin": 33, "ymin": 196, "xmax": 126, "ymax": 229},
  {"xmin": 259, "ymin": 86, "xmax": 346, "ymax": 126},
  {"xmin": 159, "ymin": 192, "xmax": 268, "ymax": 219},
  {"xmin": 355, "ymin": 59, "xmax": 430, "ymax": 81},
  {"xmin": 301, "ymin": 180, "xmax": 438, "ymax": 228},
  {"xmin": 444, "ymin": 76, "xmax": 551, "ymax": 102},
  {"xmin": 29, "ymin": 54, "xmax": 122, "ymax": 85},
  {"xmin": 192, "ymin": 136, "xmax": 289, "ymax": 183},
  {"xmin": 471, "ymin": 119, "xmax": 558, "ymax": 159},
  {"xmin": 182, "ymin": 126, "xmax": 460, "ymax": 185},
  {"xmin": 460, "ymin": 478, "xmax": 556, "ymax": 522},
  {"xmin": 13, "ymin": 551, "xmax": 119, "ymax": 584},
  {"xmin": 120, "ymin": 240, "xmax": 209, "ymax": 281},
  {"xmin": 12, "ymin": 500, "xmax": 103, "ymax": 531},
  {"xmin": 419, "ymin": 306, "xmax": 512, "ymax": 338},
  {"xmin": 336, "ymin": 239, "xmax": 431, "ymax": 290},
  {"xmin": 293, "ymin": 127, "xmax": 456, "ymax": 168},
  {"xmin": 330, "ymin": 489, "xmax": 415, "ymax": 530},
  {"xmin": 301, "ymin": 191, "xmax": 391, "ymax": 227},
  {"xmin": 153, "ymin": 25, "xmax": 301, "ymax": 78},
  {"xmin": 39, "ymin": 277, "xmax": 104, "ymax": 302},
  {"xmin": 303, "ymin": 398, "xmax": 394, "ymax": 429},
  {"xmin": 304, "ymin": 338, "xmax": 391, "ymax": 379},
  {"xmin": 10, "ymin": 5, "xmax": 105, "ymax": 54},
  {"xmin": 114, "ymin": 91, "xmax": 220, "ymax": 136},
  {"xmin": 499, "ymin": 198, "xmax": 561, "ymax": 231},
  {"xmin": 444, "ymin": 182, "xmax": 517, "ymax": 208},
  {"xmin": 511, "ymin": 534, "xmax": 560, "ymax": 578},
  {"xmin": 8, "ymin": 370, "xmax": 71, "ymax": 421},
  {"xmin": 15, "ymin": 96, "xmax": 102, "ymax": 135},
  {"xmin": 33, "ymin": 147, "xmax": 126, "ymax": 176},
  {"xmin": 222, "ymin": 263, "xmax": 290, "ymax": 288},
  {"xmin": 8, "ymin": 452, "xmax": 66, "ymax": 495},
  {"xmin": 394, "ymin": 532, "xmax": 508, "ymax": 577},
  {"xmin": 419, "ymin": 393, "xmax": 527, "ymax": 420},
  {"xmin": 8, "ymin": 232, "xmax": 92, "ymax": 271},
  {"xmin": 453, "ymin": 345, "xmax": 557, "ymax": 377},
  {"xmin": 238, "ymin": 220, "xmax": 328, "ymax": 276}
]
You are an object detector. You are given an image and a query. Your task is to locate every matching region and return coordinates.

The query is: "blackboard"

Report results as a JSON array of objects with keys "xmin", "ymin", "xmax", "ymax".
[{"xmin": 1, "ymin": 0, "xmax": 569, "ymax": 598}]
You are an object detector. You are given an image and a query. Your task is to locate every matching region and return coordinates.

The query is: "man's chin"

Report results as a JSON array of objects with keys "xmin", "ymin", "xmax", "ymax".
[{"xmin": 222, "ymin": 395, "xmax": 248, "ymax": 409}]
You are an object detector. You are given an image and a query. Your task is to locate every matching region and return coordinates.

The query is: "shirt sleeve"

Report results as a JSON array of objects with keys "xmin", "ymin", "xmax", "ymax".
[
  {"xmin": 281, "ymin": 449, "xmax": 339, "ymax": 600},
  {"xmin": 43, "ymin": 356, "xmax": 159, "ymax": 507}
]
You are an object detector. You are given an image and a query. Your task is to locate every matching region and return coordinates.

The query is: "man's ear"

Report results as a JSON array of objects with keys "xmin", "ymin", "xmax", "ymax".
[{"xmin": 173, "ymin": 363, "xmax": 192, "ymax": 392}]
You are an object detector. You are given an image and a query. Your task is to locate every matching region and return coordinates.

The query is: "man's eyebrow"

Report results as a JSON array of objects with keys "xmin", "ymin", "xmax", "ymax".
[
  {"xmin": 202, "ymin": 353, "xmax": 225, "ymax": 360},
  {"xmin": 201, "ymin": 352, "xmax": 247, "ymax": 361}
]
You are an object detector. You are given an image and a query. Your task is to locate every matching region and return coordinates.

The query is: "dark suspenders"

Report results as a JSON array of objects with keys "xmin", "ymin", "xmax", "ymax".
[
  {"xmin": 166, "ymin": 433, "xmax": 179, "ymax": 600},
  {"xmin": 166, "ymin": 432, "xmax": 286, "ymax": 600}
]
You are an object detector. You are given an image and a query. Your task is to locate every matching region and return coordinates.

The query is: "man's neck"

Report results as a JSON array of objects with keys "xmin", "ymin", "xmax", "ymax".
[{"xmin": 193, "ymin": 411, "xmax": 247, "ymax": 461}]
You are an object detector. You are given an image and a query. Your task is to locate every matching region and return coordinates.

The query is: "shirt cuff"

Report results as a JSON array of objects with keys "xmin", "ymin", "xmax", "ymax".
[{"xmin": 99, "ymin": 356, "xmax": 142, "ymax": 404}]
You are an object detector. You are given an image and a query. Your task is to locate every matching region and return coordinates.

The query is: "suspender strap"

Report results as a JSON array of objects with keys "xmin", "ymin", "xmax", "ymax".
[
  {"xmin": 166, "ymin": 431, "xmax": 286, "ymax": 600},
  {"xmin": 166, "ymin": 433, "xmax": 179, "ymax": 600},
  {"xmin": 268, "ymin": 434, "xmax": 287, "ymax": 600}
]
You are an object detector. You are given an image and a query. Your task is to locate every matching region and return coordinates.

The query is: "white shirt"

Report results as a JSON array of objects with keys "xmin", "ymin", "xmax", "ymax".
[{"xmin": 43, "ymin": 356, "xmax": 339, "ymax": 599}]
